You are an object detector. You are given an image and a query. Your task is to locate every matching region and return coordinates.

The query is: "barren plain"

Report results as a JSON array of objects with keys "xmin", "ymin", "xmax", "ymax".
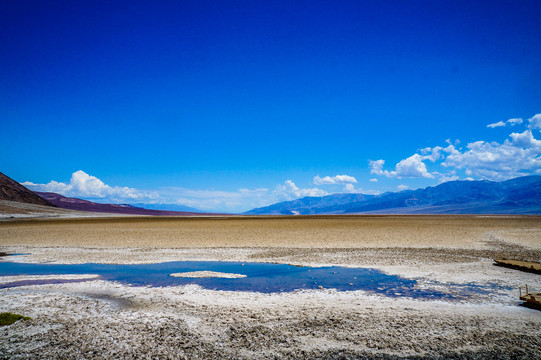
[{"xmin": 1, "ymin": 215, "xmax": 540, "ymax": 359}]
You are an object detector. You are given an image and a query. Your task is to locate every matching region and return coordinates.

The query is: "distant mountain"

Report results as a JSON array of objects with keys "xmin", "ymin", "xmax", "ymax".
[
  {"xmin": 0, "ymin": 172, "xmax": 55, "ymax": 207},
  {"xmin": 245, "ymin": 175, "xmax": 541, "ymax": 215},
  {"xmin": 129, "ymin": 203, "xmax": 203, "ymax": 213},
  {"xmin": 36, "ymin": 192, "xmax": 213, "ymax": 216},
  {"xmin": 246, "ymin": 193, "xmax": 375, "ymax": 215}
]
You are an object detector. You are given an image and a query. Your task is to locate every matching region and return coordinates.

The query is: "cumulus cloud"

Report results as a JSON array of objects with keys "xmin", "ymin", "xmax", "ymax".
[
  {"xmin": 22, "ymin": 172, "xmax": 336, "ymax": 212},
  {"xmin": 277, "ymin": 180, "xmax": 327, "ymax": 198},
  {"xmin": 158, "ymin": 180, "xmax": 331, "ymax": 212},
  {"xmin": 487, "ymin": 117, "xmax": 524, "ymax": 128},
  {"xmin": 369, "ymin": 159, "xmax": 386, "ymax": 176},
  {"xmin": 23, "ymin": 170, "xmax": 159, "ymax": 202},
  {"xmin": 528, "ymin": 114, "xmax": 541, "ymax": 130},
  {"xmin": 394, "ymin": 155, "xmax": 434, "ymax": 178},
  {"xmin": 369, "ymin": 178, "xmax": 378, "ymax": 182},
  {"xmin": 313, "ymin": 174, "xmax": 357, "ymax": 185},
  {"xmin": 442, "ymin": 130, "xmax": 541, "ymax": 180},
  {"xmin": 397, "ymin": 184, "xmax": 409, "ymax": 191},
  {"xmin": 156, "ymin": 186, "xmax": 272, "ymax": 212},
  {"xmin": 343, "ymin": 184, "xmax": 355, "ymax": 192},
  {"xmin": 509, "ymin": 129, "xmax": 541, "ymax": 148},
  {"xmin": 370, "ymin": 154, "xmax": 434, "ymax": 178},
  {"xmin": 370, "ymin": 113, "xmax": 541, "ymax": 183},
  {"xmin": 419, "ymin": 146, "xmax": 444, "ymax": 162},
  {"xmin": 508, "ymin": 118, "xmax": 524, "ymax": 126},
  {"xmin": 340, "ymin": 183, "xmax": 380, "ymax": 195},
  {"xmin": 438, "ymin": 172, "xmax": 460, "ymax": 184}
]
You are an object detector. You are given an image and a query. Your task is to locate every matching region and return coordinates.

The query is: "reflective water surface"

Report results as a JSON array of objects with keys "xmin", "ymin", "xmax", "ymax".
[{"xmin": 0, "ymin": 260, "xmax": 502, "ymax": 298}]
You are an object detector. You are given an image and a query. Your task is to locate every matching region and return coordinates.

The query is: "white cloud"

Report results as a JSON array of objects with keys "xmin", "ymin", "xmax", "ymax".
[
  {"xmin": 159, "ymin": 180, "xmax": 330, "ymax": 212},
  {"xmin": 438, "ymin": 172, "xmax": 460, "ymax": 184},
  {"xmin": 419, "ymin": 146, "xmax": 444, "ymax": 162},
  {"xmin": 442, "ymin": 130, "xmax": 541, "ymax": 180},
  {"xmin": 397, "ymin": 184, "xmax": 409, "ymax": 191},
  {"xmin": 23, "ymin": 170, "xmax": 159, "ymax": 202},
  {"xmin": 277, "ymin": 180, "xmax": 327, "ymax": 199},
  {"xmin": 370, "ymin": 154, "xmax": 434, "ymax": 178},
  {"xmin": 22, "ymin": 171, "xmax": 336, "ymax": 213},
  {"xmin": 370, "ymin": 113, "xmax": 541, "ymax": 183},
  {"xmin": 313, "ymin": 174, "xmax": 357, "ymax": 185},
  {"xmin": 341, "ymin": 183, "xmax": 380, "ymax": 195},
  {"xmin": 487, "ymin": 117, "xmax": 524, "ymax": 128},
  {"xmin": 394, "ymin": 154, "xmax": 434, "ymax": 178},
  {"xmin": 369, "ymin": 178, "xmax": 378, "ymax": 182},
  {"xmin": 105, "ymin": 179, "xmax": 328, "ymax": 213},
  {"xmin": 509, "ymin": 129, "xmax": 541, "ymax": 148},
  {"xmin": 507, "ymin": 118, "xmax": 523, "ymax": 126},
  {"xmin": 343, "ymin": 183, "xmax": 356, "ymax": 192},
  {"xmin": 156, "ymin": 186, "xmax": 273, "ymax": 212},
  {"xmin": 528, "ymin": 114, "xmax": 541, "ymax": 130},
  {"xmin": 369, "ymin": 159, "xmax": 386, "ymax": 176},
  {"xmin": 487, "ymin": 121, "xmax": 506, "ymax": 128},
  {"xmin": 161, "ymin": 179, "xmax": 331, "ymax": 212}
]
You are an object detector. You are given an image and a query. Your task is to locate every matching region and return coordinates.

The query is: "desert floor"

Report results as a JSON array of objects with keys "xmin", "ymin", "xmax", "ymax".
[{"xmin": 1, "ymin": 215, "xmax": 540, "ymax": 359}]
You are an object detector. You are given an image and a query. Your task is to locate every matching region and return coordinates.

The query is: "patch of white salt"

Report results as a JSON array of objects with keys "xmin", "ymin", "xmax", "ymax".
[
  {"xmin": 0, "ymin": 274, "xmax": 100, "ymax": 285},
  {"xmin": 170, "ymin": 271, "xmax": 247, "ymax": 279}
]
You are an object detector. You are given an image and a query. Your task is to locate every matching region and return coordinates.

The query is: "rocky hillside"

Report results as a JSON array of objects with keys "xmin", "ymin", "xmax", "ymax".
[{"xmin": 0, "ymin": 172, "xmax": 55, "ymax": 207}]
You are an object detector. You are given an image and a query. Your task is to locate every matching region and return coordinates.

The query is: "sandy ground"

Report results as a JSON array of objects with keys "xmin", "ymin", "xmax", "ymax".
[
  {"xmin": 2, "ymin": 215, "xmax": 541, "ymax": 249},
  {"xmin": 1, "ymin": 216, "xmax": 541, "ymax": 359}
]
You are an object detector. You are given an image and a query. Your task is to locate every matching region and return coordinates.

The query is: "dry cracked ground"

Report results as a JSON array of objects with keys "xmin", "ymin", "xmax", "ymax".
[{"xmin": 1, "ymin": 215, "xmax": 540, "ymax": 359}]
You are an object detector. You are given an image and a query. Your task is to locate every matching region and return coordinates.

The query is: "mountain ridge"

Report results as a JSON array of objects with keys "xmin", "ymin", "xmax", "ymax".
[{"xmin": 245, "ymin": 175, "xmax": 541, "ymax": 215}]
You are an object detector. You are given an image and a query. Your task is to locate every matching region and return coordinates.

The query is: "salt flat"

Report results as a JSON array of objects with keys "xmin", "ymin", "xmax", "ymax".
[
  {"xmin": 1, "ymin": 215, "xmax": 540, "ymax": 359},
  {"xmin": 2, "ymin": 215, "xmax": 540, "ymax": 249}
]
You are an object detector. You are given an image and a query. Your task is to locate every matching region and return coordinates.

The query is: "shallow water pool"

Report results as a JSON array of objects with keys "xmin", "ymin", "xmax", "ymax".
[{"xmin": 0, "ymin": 260, "xmax": 500, "ymax": 299}]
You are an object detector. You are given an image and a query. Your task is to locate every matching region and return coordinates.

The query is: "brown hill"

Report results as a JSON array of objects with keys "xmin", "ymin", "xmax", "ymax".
[{"xmin": 0, "ymin": 172, "xmax": 55, "ymax": 207}]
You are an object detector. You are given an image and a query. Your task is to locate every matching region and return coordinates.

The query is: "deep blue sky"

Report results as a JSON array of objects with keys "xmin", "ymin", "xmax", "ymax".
[{"xmin": 2, "ymin": 1, "xmax": 540, "ymax": 211}]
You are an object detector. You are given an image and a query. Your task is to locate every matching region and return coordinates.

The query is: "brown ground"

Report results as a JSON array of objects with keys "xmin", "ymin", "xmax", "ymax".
[
  {"xmin": 1, "ymin": 215, "xmax": 540, "ymax": 359},
  {"xmin": 2, "ymin": 215, "xmax": 540, "ymax": 249}
]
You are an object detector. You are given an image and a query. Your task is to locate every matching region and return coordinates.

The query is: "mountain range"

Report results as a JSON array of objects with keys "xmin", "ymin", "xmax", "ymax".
[
  {"xmin": 2, "ymin": 170, "xmax": 540, "ymax": 216},
  {"xmin": 245, "ymin": 175, "xmax": 541, "ymax": 215},
  {"xmin": 35, "ymin": 192, "xmax": 212, "ymax": 216}
]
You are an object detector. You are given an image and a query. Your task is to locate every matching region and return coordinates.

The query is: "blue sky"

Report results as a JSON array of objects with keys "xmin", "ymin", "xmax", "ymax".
[{"xmin": 1, "ymin": 1, "xmax": 540, "ymax": 212}]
